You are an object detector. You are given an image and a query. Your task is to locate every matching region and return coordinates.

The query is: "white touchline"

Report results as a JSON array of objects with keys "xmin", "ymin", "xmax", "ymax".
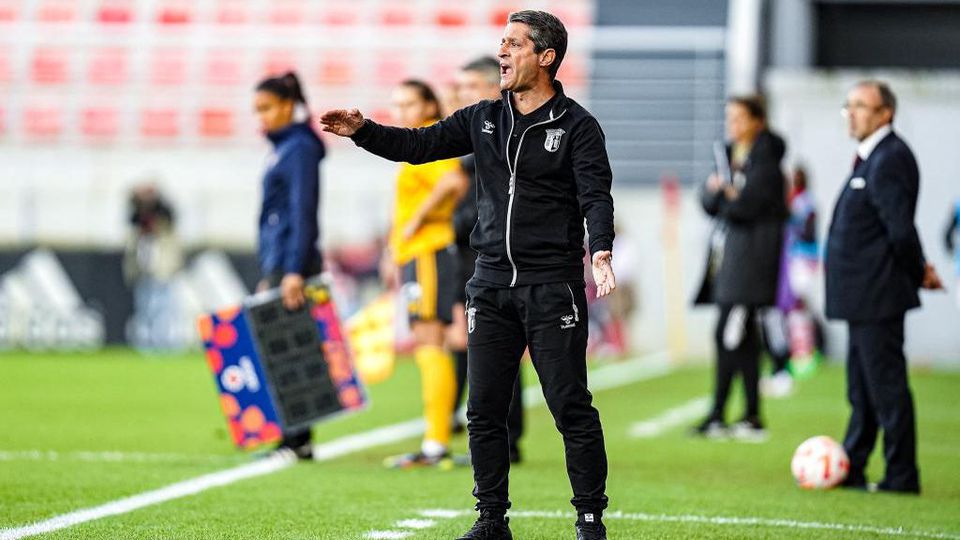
[
  {"xmin": 1, "ymin": 352, "xmax": 671, "ymax": 540},
  {"xmin": 418, "ymin": 509, "xmax": 960, "ymax": 540},
  {"xmin": 0, "ymin": 450, "xmax": 245, "ymax": 464},
  {"xmin": 628, "ymin": 396, "xmax": 711, "ymax": 438}
]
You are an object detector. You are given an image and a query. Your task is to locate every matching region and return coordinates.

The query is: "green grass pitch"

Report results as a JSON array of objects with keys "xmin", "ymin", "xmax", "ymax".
[{"xmin": 1, "ymin": 349, "xmax": 958, "ymax": 539}]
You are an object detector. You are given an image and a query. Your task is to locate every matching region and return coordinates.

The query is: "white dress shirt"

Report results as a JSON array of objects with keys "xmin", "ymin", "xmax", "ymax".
[{"xmin": 857, "ymin": 124, "xmax": 893, "ymax": 161}]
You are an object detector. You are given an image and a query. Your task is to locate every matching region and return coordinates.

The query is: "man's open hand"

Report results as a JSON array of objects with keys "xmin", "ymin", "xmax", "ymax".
[
  {"xmin": 319, "ymin": 109, "xmax": 365, "ymax": 137},
  {"xmin": 592, "ymin": 251, "xmax": 616, "ymax": 298}
]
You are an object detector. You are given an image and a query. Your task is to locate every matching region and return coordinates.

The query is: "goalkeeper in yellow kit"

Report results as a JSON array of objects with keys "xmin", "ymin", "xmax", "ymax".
[{"xmin": 382, "ymin": 79, "xmax": 469, "ymax": 468}]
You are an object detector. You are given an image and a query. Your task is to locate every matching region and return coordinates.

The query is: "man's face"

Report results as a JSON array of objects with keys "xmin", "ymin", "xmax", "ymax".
[
  {"xmin": 844, "ymin": 85, "xmax": 892, "ymax": 141},
  {"xmin": 456, "ymin": 70, "xmax": 501, "ymax": 106},
  {"xmin": 498, "ymin": 22, "xmax": 546, "ymax": 92}
]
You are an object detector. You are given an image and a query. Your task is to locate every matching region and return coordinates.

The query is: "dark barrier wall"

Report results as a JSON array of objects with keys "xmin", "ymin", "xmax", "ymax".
[{"xmin": 0, "ymin": 248, "xmax": 260, "ymax": 345}]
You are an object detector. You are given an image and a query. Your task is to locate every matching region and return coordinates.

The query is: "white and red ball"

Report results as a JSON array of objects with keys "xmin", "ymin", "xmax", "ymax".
[{"xmin": 791, "ymin": 436, "xmax": 850, "ymax": 489}]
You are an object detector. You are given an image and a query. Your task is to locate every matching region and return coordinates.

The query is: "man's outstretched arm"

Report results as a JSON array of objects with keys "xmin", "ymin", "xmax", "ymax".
[{"xmin": 320, "ymin": 107, "xmax": 474, "ymax": 164}]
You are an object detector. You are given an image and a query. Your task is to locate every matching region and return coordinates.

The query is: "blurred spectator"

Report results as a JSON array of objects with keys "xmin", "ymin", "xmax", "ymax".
[
  {"xmin": 946, "ymin": 197, "xmax": 960, "ymax": 308},
  {"xmin": 693, "ymin": 95, "xmax": 787, "ymax": 440},
  {"xmin": 123, "ymin": 182, "xmax": 183, "ymax": 350}
]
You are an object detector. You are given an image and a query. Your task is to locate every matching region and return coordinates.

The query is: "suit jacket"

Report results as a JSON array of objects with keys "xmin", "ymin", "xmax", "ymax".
[
  {"xmin": 825, "ymin": 131, "xmax": 925, "ymax": 321},
  {"xmin": 694, "ymin": 130, "xmax": 787, "ymax": 307}
]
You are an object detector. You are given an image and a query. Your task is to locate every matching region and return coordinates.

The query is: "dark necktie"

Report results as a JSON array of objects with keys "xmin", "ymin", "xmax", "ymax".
[{"xmin": 852, "ymin": 154, "xmax": 863, "ymax": 172}]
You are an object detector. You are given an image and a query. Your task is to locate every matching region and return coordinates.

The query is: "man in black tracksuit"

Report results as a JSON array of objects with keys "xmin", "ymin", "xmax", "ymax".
[{"xmin": 321, "ymin": 11, "xmax": 615, "ymax": 540}]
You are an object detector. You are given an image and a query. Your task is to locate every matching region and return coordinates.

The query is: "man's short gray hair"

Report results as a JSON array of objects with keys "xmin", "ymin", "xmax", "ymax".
[
  {"xmin": 507, "ymin": 10, "xmax": 568, "ymax": 79},
  {"xmin": 461, "ymin": 56, "xmax": 501, "ymax": 86},
  {"xmin": 857, "ymin": 79, "xmax": 897, "ymax": 118}
]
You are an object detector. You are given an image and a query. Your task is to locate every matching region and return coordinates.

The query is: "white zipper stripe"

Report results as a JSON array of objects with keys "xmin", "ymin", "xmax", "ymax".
[
  {"xmin": 503, "ymin": 93, "xmax": 567, "ymax": 287},
  {"xmin": 565, "ymin": 282, "xmax": 580, "ymax": 322}
]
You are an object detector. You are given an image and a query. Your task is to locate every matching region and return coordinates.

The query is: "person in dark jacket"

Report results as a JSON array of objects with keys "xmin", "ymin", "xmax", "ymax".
[
  {"xmin": 693, "ymin": 95, "xmax": 787, "ymax": 440},
  {"xmin": 827, "ymin": 80, "xmax": 943, "ymax": 494},
  {"xmin": 449, "ymin": 56, "xmax": 525, "ymax": 464},
  {"xmin": 321, "ymin": 11, "xmax": 614, "ymax": 540},
  {"xmin": 253, "ymin": 71, "xmax": 325, "ymax": 459}
]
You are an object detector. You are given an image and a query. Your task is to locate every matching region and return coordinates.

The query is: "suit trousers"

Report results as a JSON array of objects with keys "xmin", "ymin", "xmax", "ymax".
[
  {"xmin": 465, "ymin": 280, "xmax": 608, "ymax": 515},
  {"xmin": 843, "ymin": 316, "xmax": 920, "ymax": 492}
]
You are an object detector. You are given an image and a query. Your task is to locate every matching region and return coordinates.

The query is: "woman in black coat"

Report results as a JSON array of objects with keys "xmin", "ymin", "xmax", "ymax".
[{"xmin": 693, "ymin": 96, "xmax": 787, "ymax": 439}]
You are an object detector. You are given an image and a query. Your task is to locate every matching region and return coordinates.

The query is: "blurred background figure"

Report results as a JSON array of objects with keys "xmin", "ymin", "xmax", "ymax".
[
  {"xmin": 449, "ymin": 56, "xmax": 526, "ymax": 463},
  {"xmin": 946, "ymin": 197, "xmax": 960, "ymax": 308},
  {"xmin": 382, "ymin": 79, "xmax": 468, "ymax": 469},
  {"xmin": 693, "ymin": 95, "xmax": 787, "ymax": 441},
  {"xmin": 123, "ymin": 182, "xmax": 183, "ymax": 351},
  {"xmin": 253, "ymin": 71, "xmax": 325, "ymax": 459}
]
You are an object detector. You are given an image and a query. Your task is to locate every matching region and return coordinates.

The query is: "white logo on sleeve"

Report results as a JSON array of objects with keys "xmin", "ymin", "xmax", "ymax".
[
  {"xmin": 544, "ymin": 128, "xmax": 565, "ymax": 152},
  {"xmin": 482, "ymin": 120, "xmax": 495, "ymax": 134}
]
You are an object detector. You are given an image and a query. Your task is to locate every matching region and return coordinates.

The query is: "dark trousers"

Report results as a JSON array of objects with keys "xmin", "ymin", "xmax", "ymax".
[
  {"xmin": 454, "ymin": 350, "xmax": 524, "ymax": 452},
  {"xmin": 465, "ymin": 280, "xmax": 607, "ymax": 514},
  {"xmin": 843, "ymin": 316, "xmax": 919, "ymax": 491},
  {"xmin": 710, "ymin": 305, "xmax": 761, "ymax": 420}
]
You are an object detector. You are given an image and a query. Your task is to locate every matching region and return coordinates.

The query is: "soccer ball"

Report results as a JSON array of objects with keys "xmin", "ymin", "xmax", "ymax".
[{"xmin": 791, "ymin": 436, "xmax": 850, "ymax": 489}]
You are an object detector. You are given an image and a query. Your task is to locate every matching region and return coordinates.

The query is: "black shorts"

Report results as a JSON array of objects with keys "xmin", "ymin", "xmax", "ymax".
[{"xmin": 400, "ymin": 245, "xmax": 458, "ymax": 325}]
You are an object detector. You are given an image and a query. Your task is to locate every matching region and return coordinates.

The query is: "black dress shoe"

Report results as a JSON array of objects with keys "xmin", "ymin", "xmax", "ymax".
[{"xmin": 876, "ymin": 480, "xmax": 920, "ymax": 495}]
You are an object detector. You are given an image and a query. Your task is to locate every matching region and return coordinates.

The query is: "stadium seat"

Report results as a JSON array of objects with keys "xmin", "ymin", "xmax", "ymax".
[
  {"xmin": 316, "ymin": 54, "xmax": 352, "ymax": 86},
  {"xmin": 156, "ymin": 2, "xmax": 191, "ymax": 25},
  {"xmin": 0, "ymin": 1, "xmax": 19, "ymax": 22},
  {"xmin": 214, "ymin": 0, "xmax": 246, "ymax": 24},
  {"xmin": 88, "ymin": 47, "xmax": 128, "ymax": 85},
  {"xmin": 36, "ymin": 1, "xmax": 76, "ymax": 22},
  {"xmin": 31, "ymin": 47, "xmax": 69, "ymax": 84},
  {"xmin": 435, "ymin": 9, "xmax": 468, "ymax": 27},
  {"xmin": 380, "ymin": 7, "xmax": 413, "ymax": 26},
  {"xmin": 23, "ymin": 106, "xmax": 63, "ymax": 138},
  {"xmin": 268, "ymin": 1, "xmax": 305, "ymax": 26},
  {"xmin": 262, "ymin": 50, "xmax": 297, "ymax": 78},
  {"xmin": 80, "ymin": 106, "xmax": 119, "ymax": 138},
  {"xmin": 488, "ymin": 6, "xmax": 516, "ymax": 26},
  {"xmin": 140, "ymin": 108, "xmax": 179, "ymax": 138},
  {"xmin": 150, "ymin": 48, "xmax": 187, "ymax": 85},
  {"xmin": 96, "ymin": 1, "xmax": 133, "ymax": 24},
  {"xmin": 199, "ymin": 108, "xmax": 234, "ymax": 138},
  {"xmin": 206, "ymin": 50, "xmax": 243, "ymax": 86},
  {"xmin": 322, "ymin": 8, "xmax": 357, "ymax": 26},
  {"xmin": 375, "ymin": 56, "xmax": 407, "ymax": 87}
]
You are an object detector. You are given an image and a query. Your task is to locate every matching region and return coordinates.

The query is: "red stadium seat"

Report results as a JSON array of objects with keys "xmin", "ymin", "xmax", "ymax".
[
  {"xmin": 140, "ymin": 108, "xmax": 179, "ymax": 138},
  {"xmin": 96, "ymin": 1, "xmax": 133, "ymax": 24},
  {"xmin": 262, "ymin": 50, "xmax": 297, "ymax": 78},
  {"xmin": 435, "ymin": 9, "xmax": 468, "ymax": 27},
  {"xmin": 150, "ymin": 48, "xmax": 187, "ymax": 86},
  {"xmin": 199, "ymin": 108, "xmax": 234, "ymax": 138},
  {"xmin": 31, "ymin": 47, "xmax": 69, "ymax": 84},
  {"xmin": 215, "ymin": 2, "xmax": 247, "ymax": 24},
  {"xmin": 322, "ymin": 8, "xmax": 356, "ymax": 26},
  {"xmin": 0, "ymin": 1, "xmax": 19, "ymax": 22},
  {"xmin": 268, "ymin": 1, "xmax": 305, "ymax": 25},
  {"xmin": 80, "ymin": 106, "xmax": 119, "ymax": 138},
  {"xmin": 375, "ymin": 56, "xmax": 407, "ymax": 87},
  {"xmin": 23, "ymin": 106, "xmax": 63, "ymax": 138},
  {"xmin": 88, "ymin": 47, "xmax": 128, "ymax": 85},
  {"xmin": 37, "ymin": 1, "xmax": 76, "ymax": 22},
  {"xmin": 380, "ymin": 7, "xmax": 413, "ymax": 26},
  {"xmin": 316, "ymin": 55, "xmax": 352, "ymax": 86},
  {"xmin": 206, "ymin": 50, "xmax": 243, "ymax": 86},
  {"xmin": 156, "ymin": 2, "xmax": 191, "ymax": 25},
  {"xmin": 488, "ymin": 6, "xmax": 516, "ymax": 27}
]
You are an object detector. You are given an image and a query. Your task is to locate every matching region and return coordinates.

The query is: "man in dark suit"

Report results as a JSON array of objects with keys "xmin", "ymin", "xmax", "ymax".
[{"xmin": 826, "ymin": 80, "xmax": 944, "ymax": 494}]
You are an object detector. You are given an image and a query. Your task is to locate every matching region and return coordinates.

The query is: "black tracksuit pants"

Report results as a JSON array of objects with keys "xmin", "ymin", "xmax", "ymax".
[
  {"xmin": 465, "ymin": 279, "xmax": 608, "ymax": 515},
  {"xmin": 843, "ymin": 316, "xmax": 919, "ymax": 492}
]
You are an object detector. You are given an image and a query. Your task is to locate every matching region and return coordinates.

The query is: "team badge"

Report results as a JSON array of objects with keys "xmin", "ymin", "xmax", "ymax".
[
  {"xmin": 482, "ymin": 120, "xmax": 496, "ymax": 134},
  {"xmin": 544, "ymin": 128, "xmax": 565, "ymax": 152}
]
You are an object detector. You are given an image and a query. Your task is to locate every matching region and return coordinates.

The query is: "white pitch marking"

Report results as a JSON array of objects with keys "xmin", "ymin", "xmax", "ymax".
[
  {"xmin": 395, "ymin": 519, "xmax": 435, "ymax": 529},
  {"xmin": 0, "ymin": 450, "xmax": 243, "ymax": 464},
  {"xmin": 628, "ymin": 396, "xmax": 710, "ymax": 438},
  {"xmin": 418, "ymin": 509, "xmax": 960, "ymax": 540},
  {"xmin": 0, "ymin": 352, "xmax": 670, "ymax": 540},
  {"xmin": 365, "ymin": 531, "xmax": 413, "ymax": 539}
]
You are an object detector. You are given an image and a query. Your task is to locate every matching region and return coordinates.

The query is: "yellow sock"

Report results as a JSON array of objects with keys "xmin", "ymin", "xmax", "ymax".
[{"xmin": 414, "ymin": 345, "xmax": 456, "ymax": 449}]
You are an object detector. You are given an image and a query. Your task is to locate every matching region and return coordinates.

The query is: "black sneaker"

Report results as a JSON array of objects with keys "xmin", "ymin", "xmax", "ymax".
[
  {"xmin": 575, "ymin": 514, "xmax": 607, "ymax": 540},
  {"xmin": 456, "ymin": 511, "xmax": 512, "ymax": 540},
  {"xmin": 691, "ymin": 417, "xmax": 727, "ymax": 439}
]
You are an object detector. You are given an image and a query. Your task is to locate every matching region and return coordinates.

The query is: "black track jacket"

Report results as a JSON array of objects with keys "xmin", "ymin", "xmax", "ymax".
[{"xmin": 351, "ymin": 81, "xmax": 614, "ymax": 288}]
